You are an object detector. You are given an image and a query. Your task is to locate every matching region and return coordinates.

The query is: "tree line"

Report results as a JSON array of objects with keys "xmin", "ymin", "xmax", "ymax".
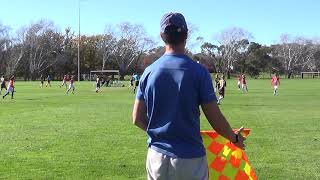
[{"xmin": 1, "ymin": 21, "xmax": 320, "ymax": 80}]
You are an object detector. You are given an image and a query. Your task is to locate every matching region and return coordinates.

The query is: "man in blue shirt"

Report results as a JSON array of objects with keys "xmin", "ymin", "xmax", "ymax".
[{"xmin": 132, "ymin": 12, "xmax": 245, "ymax": 180}]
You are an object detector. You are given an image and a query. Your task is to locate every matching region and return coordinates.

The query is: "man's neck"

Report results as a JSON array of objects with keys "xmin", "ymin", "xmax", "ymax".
[{"xmin": 165, "ymin": 44, "xmax": 186, "ymax": 55}]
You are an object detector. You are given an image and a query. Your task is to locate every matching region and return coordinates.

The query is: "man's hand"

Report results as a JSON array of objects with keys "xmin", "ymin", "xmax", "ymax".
[
  {"xmin": 201, "ymin": 101, "xmax": 246, "ymax": 150},
  {"xmin": 232, "ymin": 127, "xmax": 246, "ymax": 150}
]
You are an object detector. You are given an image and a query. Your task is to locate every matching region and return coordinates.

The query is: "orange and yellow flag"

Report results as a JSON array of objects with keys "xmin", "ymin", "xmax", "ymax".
[{"xmin": 201, "ymin": 129, "xmax": 257, "ymax": 180}]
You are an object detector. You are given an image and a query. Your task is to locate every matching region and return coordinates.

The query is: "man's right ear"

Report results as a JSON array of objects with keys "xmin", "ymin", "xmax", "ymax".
[{"xmin": 160, "ymin": 33, "xmax": 166, "ymax": 43}]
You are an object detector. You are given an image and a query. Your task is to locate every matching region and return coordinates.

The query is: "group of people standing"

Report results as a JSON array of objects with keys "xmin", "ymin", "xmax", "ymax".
[
  {"xmin": 214, "ymin": 73, "xmax": 280, "ymax": 104},
  {"xmin": 237, "ymin": 74, "xmax": 248, "ymax": 92},
  {"xmin": 63, "ymin": 75, "xmax": 76, "ymax": 94},
  {"xmin": 95, "ymin": 76, "xmax": 110, "ymax": 93},
  {"xmin": 40, "ymin": 74, "xmax": 75, "ymax": 94},
  {"xmin": 40, "ymin": 75, "xmax": 52, "ymax": 88}
]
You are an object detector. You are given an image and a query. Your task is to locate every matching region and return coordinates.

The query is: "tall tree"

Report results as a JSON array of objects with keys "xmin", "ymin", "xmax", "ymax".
[
  {"xmin": 102, "ymin": 22, "xmax": 155, "ymax": 79},
  {"xmin": 96, "ymin": 27, "xmax": 117, "ymax": 70},
  {"xmin": 0, "ymin": 24, "xmax": 11, "ymax": 74},
  {"xmin": 215, "ymin": 27, "xmax": 252, "ymax": 78},
  {"xmin": 272, "ymin": 34, "xmax": 317, "ymax": 78},
  {"xmin": 200, "ymin": 42, "xmax": 220, "ymax": 72},
  {"xmin": 239, "ymin": 42, "xmax": 272, "ymax": 77},
  {"xmin": 14, "ymin": 20, "xmax": 64, "ymax": 80}
]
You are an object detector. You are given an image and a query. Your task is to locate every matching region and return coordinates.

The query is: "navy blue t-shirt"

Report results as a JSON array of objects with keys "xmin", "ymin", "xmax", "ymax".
[{"xmin": 136, "ymin": 54, "xmax": 217, "ymax": 158}]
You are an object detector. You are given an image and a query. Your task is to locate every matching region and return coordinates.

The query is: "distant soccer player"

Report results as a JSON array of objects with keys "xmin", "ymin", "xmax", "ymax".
[
  {"xmin": 0, "ymin": 76, "xmax": 7, "ymax": 94},
  {"xmin": 271, "ymin": 74, "xmax": 280, "ymax": 96},
  {"xmin": 46, "ymin": 75, "xmax": 51, "ymax": 87},
  {"xmin": 241, "ymin": 74, "xmax": 248, "ymax": 92},
  {"xmin": 129, "ymin": 74, "xmax": 134, "ymax": 87},
  {"xmin": 237, "ymin": 74, "xmax": 242, "ymax": 90},
  {"xmin": 105, "ymin": 76, "xmax": 110, "ymax": 87},
  {"xmin": 133, "ymin": 73, "xmax": 140, "ymax": 93},
  {"xmin": 217, "ymin": 75, "xmax": 227, "ymax": 105},
  {"xmin": 95, "ymin": 76, "xmax": 101, "ymax": 93},
  {"xmin": 66, "ymin": 76, "xmax": 75, "ymax": 94},
  {"xmin": 60, "ymin": 75, "xmax": 68, "ymax": 89},
  {"xmin": 3, "ymin": 76, "xmax": 15, "ymax": 99},
  {"xmin": 39, "ymin": 75, "xmax": 45, "ymax": 88},
  {"xmin": 100, "ymin": 77, "xmax": 106, "ymax": 87},
  {"xmin": 214, "ymin": 74, "xmax": 220, "ymax": 92}
]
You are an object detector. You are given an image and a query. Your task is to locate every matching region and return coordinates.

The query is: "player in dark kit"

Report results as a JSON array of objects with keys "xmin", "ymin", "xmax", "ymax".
[
  {"xmin": 0, "ymin": 76, "xmax": 7, "ymax": 94},
  {"xmin": 133, "ymin": 73, "xmax": 140, "ymax": 93},
  {"xmin": 217, "ymin": 75, "xmax": 227, "ymax": 105},
  {"xmin": 130, "ymin": 74, "xmax": 134, "ymax": 87},
  {"xmin": 46, "ymin": 75, "xmax": 51, "ymax": 87},
  {"xmin": 214, "ymin": 74, "xmax": 220, "ymax": 92},
  {"xmin": 95, "ymin": 76, "xmax": 101, "ymax": 93},
  {"xmin": 40, "ymin": 75, "xmax": 45, "ymax": 88}
]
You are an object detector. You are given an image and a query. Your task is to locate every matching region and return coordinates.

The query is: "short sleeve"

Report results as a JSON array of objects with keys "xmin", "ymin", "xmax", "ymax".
[
  {"xmin": 135, "ymin": 72, "xmax": 147, "ymax": 100},
  {"xmin": 199, "ymin": 68, "xmax": 217, "ymax": 104}
]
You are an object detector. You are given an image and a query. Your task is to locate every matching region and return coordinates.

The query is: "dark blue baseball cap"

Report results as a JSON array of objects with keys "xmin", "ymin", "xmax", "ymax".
[{"xmin": 160, "ymin": 12, "xmax": 188, "ymax": 33}]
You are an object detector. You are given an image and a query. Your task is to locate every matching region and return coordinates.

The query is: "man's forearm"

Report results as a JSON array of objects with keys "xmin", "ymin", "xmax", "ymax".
[
  {"xmin": 132, "ymin": 99, "xmax": 148, "ymax": 131},
  {"xmin": 201, "ymin": 101, "xmax": 236, "ymax": 142},
  {"xmin": 209, "ymin": 109, "xmax": 235, "ymax": 142}
]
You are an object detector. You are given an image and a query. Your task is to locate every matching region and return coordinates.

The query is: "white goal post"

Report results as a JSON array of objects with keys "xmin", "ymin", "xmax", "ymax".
[
  {"xmin": 89, "ymin": 70, "xmax": 120, "ymax": 81},
  {"xmin": 300, "ymin": 72, "xmax": 320, "ymax": 79}
]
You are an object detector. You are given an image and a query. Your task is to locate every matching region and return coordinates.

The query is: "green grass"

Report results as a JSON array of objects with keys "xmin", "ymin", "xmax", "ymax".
[{"xmin": 0, "ymin": 79, "xmax": 319, "ymax": 179}]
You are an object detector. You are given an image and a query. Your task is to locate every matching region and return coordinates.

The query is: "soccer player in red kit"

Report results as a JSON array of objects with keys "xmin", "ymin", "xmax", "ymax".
[
  {"xmin": 271, "ymin": 74, "xmax": 280, "ymax": 96},
  {"xmin": 66, "ymin": 76, "xmax": 75, "ymax": 94},
  {"xmin": 241, "ymin": 74, "xmax": 248, "ymax": 93},
  {"xmin": 60, "ymin": 75, "xmax": 68, "ymax": 89},
  {"xmin": 3, "ymin": 76, "xmax": 15, "ymax": 99},
  {"xmin": 237, "ymin": 75, "xmax": 241, "ymax": 90}
]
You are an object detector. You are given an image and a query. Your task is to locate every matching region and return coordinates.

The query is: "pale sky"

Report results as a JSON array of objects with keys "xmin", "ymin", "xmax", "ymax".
[{"xmin": 1, "ymin": 0, "xmax": 320, "ymax": 49}]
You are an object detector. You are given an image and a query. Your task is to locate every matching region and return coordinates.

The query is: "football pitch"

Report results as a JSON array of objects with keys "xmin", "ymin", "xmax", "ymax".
[{"xmin": 0, "ymin": 79, "xmax": 319, "ymax": 179}]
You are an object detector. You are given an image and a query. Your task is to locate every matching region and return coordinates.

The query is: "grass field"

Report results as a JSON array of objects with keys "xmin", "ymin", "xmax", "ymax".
[{"xmin": 0, "ymin": 79, "xmax": 319, "ymax": 179}]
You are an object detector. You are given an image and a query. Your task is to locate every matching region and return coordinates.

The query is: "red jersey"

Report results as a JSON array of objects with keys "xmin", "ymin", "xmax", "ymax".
[
  {"xmin": 8, "ymin": 80, "xmax": 14, "ymax": 87},
  {"xmin": 70, "ymin": 79, "xmax": 74, "ymax": 84},
  {"xmin": 272, "ymin": 76, "xmax": 279, "ymax": 86},
  {"xmin": 242, "ymin": 77, "xmax": 247, "ymax": 84}
]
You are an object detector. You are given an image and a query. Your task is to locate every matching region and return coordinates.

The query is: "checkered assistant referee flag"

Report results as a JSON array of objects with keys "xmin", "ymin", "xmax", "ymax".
[{"xmin": 201, "ymin": 129, "xmax": 257, "ymax": 180}]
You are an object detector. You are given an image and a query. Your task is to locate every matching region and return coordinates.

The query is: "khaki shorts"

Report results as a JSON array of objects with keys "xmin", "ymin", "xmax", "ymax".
[{"xmin": 146, "ymin": 148, "xmax": 208, "ymax": 180}]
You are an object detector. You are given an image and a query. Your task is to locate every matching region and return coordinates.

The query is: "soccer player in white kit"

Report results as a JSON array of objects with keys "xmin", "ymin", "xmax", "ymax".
[{"xmin": 95, "ymin": 76, "xmax": 101, "ymax": 93}]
